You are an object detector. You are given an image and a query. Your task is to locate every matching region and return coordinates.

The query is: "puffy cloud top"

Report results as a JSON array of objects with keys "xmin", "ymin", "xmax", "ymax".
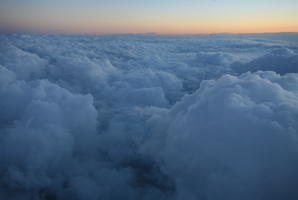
[{"xmin": 0, "ymin": 33, "xmax": 298, "ymax": 200}]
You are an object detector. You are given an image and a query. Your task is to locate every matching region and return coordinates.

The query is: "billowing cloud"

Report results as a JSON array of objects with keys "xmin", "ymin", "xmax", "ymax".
[
  {"xmin": 233, "ymin": 48, "xmax": 298, "ymax": 75},
  {"xmin": 145, "ymin": 71, "xmax": 298, "ymax": 200},
  {"xmin": 0, "ymin": 33, "xmax": 298, "ymax": 200}
]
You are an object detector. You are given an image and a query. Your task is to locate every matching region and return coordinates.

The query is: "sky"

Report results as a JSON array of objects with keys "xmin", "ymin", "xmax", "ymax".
[{"xmin": 0, "ymin": 0, "xmax": 298, "ymax": 34}]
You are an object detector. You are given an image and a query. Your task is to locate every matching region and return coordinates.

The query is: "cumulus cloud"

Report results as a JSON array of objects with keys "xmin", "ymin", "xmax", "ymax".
[
  {"xmin": 145, "ymin": 71, "xmax": 298, "ymax": 200},
  {"xmin": 233, "ymin": 48, "xmax": 298, "ymax": 75},
  {"xmin": 0, "ymin": 33, "xmax": 298, "ymax": 200},
  {"xmin": 0, "ymin": 43, "xmax": 46, "ymax": 80}
]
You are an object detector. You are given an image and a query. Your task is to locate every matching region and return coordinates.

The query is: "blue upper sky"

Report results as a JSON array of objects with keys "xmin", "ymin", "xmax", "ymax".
[{"xmin": 0, "ymin": 0, "xmax": 297, "ymax": 34}]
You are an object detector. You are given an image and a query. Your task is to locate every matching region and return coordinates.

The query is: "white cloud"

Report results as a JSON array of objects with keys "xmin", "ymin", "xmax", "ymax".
[
  {"xmin": 149, "ymin": 71, "xmax": 298, "ymax": 200},
  {"xmin": 0, "ymin": 33, "xmax": 298, "ymax": 199}
]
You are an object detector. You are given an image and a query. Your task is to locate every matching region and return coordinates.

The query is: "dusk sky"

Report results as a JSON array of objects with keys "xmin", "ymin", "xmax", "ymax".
[{"xmin": 0, "ymin": 0, "xmax": 298, "ymax": 34}]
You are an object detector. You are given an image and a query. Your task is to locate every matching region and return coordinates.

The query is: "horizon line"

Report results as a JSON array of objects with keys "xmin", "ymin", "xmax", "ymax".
[{"xmin": 1, "ymin": 30, "xmax": 298, "ymax": 36}]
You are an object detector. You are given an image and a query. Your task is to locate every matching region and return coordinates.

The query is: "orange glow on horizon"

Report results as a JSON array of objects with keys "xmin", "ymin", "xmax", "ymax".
[
  {"xmin": 56, "ymin": 19, "xmax": 298, "ymax": 35},
  {"xmin": 1, "ymin": 14, "xmax": 298, "ymax": 35},
  {"xmin": 1, "ymin": 0, "xmax": 298, "ymax": 35}
]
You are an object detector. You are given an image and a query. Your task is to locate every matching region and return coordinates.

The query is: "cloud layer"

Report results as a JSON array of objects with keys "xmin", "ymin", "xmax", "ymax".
[{"xmin": 0, "ymin": 33, "xmax": 298, "ymax": 200}]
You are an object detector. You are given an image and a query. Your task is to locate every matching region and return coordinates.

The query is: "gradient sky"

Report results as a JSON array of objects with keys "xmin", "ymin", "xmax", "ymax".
[{"xmin": 0, "ymin": 0, "xmax": 298, "ymax": 34}]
